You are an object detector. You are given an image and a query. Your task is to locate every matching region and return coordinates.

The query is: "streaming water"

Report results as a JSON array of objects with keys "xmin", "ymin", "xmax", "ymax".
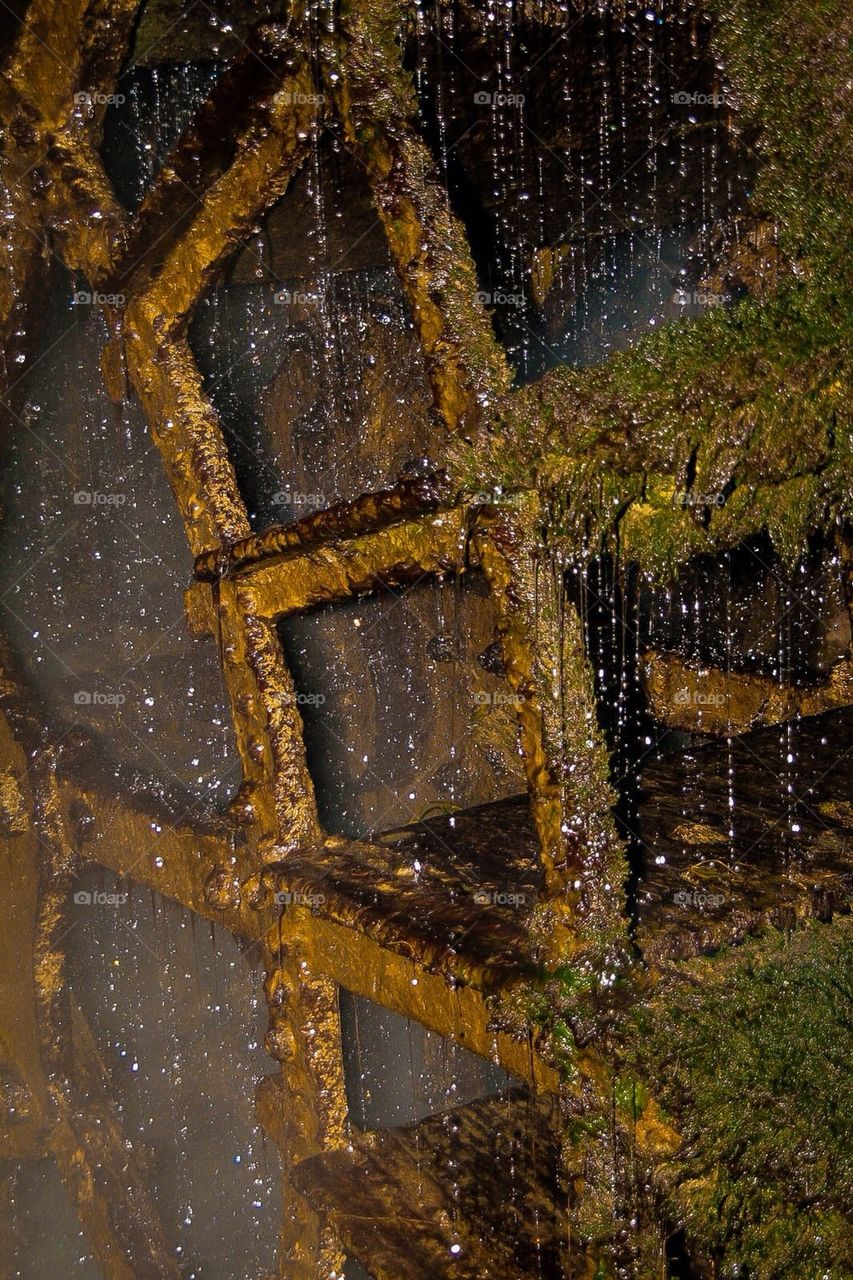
[{"xmin": 1, "ymin": 5, "xmax": 843, "ymax": 1280}]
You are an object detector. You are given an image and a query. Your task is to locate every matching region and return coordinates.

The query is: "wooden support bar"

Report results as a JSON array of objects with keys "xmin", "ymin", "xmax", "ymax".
[
  {"xmin": 193, "ymin": 475, "xmax": 453, "ymax": 583},
  {"xmin": 642, "ymin": 649, "xmax": 853, "ymax": 737},
  {"xmin": 257, "ymin": 915, "xmax": 348, "ymax": 1280},
  {"xmin": 76, "ymin": 0, "xmax": 142, "ymax": 132},
  {"xmin": 111, "ymin": 25, "xmax": 318, "ymax": 296},
  {"xmin": 473, "ymin": 496, "xmax": 630, "ymax": 967},
  {"xmin": 4, "ymin": 32, "xmax": 344, "ymax": 1269},
  {"xmin": 0, "ymin": 733, "xmax": 54, "ymax": 1163},
  {"xmin": 125, "ymin": 53, "xmax": 318, "ymax": 336},
  {"xmin": 186, "ymin": 507, "xmax": 474, "ymax": 635},
  {"xmin": 110, "ymin": 60, "xmax": 327, "ymax": 852},
  {"xmin": 338, "ymin": 0, "xmax": 512, "ymax": 436},
  {"xmin": 51, "ymin": 999, "xmax": 181, "ymax": 1280},
  {"xmin": 291, "ymin": 906, "xmax": 560, "ymax": 1093},
  {"xmin": 217, "ymin": 583, "xmax": 323, "ymax": 852},
  {"xmin": 241, "ymin": 507, "xmax": 473, "ymax": 619},
  {"xmin": 2, "ymin": 0, "xmax": 90, "ymax": 124},
  {"xmin": 55, "ymin": 769, "xmax": 263, "ymax": 941}
]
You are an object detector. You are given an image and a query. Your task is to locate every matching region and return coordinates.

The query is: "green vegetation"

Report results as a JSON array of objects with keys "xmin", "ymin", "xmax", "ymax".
[
  {"xmin": 452, "ymin": 0, "xmax": 853, "ymax": 580},
  {"xmin": 634, "ymin": 919, "xmax": 853, "ymax": 1279}
]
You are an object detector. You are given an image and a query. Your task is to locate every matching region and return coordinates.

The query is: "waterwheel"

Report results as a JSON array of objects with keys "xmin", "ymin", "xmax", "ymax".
[{"xmin": 0, "ymin": 1, "xmax": 850, "ymax": 1277}]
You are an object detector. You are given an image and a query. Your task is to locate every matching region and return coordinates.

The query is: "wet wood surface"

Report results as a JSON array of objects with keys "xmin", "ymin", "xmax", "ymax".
[
  {"xmin": 293, "ymin": 1090, "xmax": 580, "ymax": 1280},
  {"xmin": 279, "ymin": 707, "xmax": 853, "ymax": 982}
]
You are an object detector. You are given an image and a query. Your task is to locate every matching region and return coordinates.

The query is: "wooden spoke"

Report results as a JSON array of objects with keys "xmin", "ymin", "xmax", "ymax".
[{"xmin": 338, "ymin": 0, "xmax": 512, "ymax": 436}]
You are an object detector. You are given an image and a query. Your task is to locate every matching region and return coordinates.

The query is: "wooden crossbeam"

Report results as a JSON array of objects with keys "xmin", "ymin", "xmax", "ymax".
[{"xmin": 643, "ymin": 649, "xmax": 853, "ymax": 737}]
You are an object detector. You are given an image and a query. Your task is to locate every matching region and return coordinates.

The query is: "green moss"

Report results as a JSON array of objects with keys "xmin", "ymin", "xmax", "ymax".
[
  {"xmin": 553, "ymin": 962, "xmax": 599, "ymax": 997},
  {"xmin": 450, "ymin": 2, "xmax": 853, "ymax": 1270},
  {"xmin": 632, "ymin": 920, "xmax": 853, "ymax": 1279},
  {"xmin": 551, "ymin": 1017, "xmax": 578, "ymax": 1076},
  {"xmin": 613, "ymin": 1074, "xmax": 649, "ymax": 1123},
  {"xmin": 455, "ymin": 276, "xmax": 851, "ymax": 578},
  {"xmin": 711, "ymin": 0, "xmax": 852, "ymax": 276},
  {"xmin": 451, "ymin": 0, "xmax": 853, "ymax": 580}
]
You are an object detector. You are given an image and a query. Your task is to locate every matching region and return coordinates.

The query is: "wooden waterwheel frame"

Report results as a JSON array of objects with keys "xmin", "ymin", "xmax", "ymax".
[{"xmin": 0, "ymin": 0, "xmax": 849, "ymax": 1277}]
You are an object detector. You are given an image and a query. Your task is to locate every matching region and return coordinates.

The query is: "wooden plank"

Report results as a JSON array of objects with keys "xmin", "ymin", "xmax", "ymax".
[{"xmin": 293, "ymin": 1092, "xmax": 584, "ymax": 1280}]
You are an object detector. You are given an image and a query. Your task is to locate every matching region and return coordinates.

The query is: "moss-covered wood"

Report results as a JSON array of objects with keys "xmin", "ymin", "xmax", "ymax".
[
  {"xmin": 450, "ymin": 0, "xmax": 852, "ymax": 578},
  {"xmin": 630, "ymin": 919, "xmax": 853, "ymax": 1279}
]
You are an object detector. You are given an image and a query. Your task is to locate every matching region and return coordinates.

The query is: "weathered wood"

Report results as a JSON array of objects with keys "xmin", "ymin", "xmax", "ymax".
[
  {"xmin": 635, "ymin": 707, "xmax": 853, "ymax": 966},
  {"xmin": 279, "ymin": 798, "xmax": 543, "ymax": 992},
  {"xmin": 193, "ymin": 474, "xmax": 453, "ymax": 581},
  {"xmin": 292, "ymin": 1091, "xmax": 583, "ymax": 1280},
  {"xmin": 642, "ymin": 649, "xmax": 853, "ymax": 737},
  {"xmin": 111, "ymin": 25, "xmax": 314, "ymax": 294},
  {"xmin": 288, "ymin": 904, "xmax": 560, "ymax": 1091},
  {"xmin": 475, "ymin": 496, "xmax": 629, "ymax": 965},
  {"xmin": 1, "ymin": 1, "xmax": 849, "ymax": 1273},
  {"xmin": 338, "ymin": 0, "xmax": 512, "ymax": 435},
  {"xmin": 0, "ymin": 634, "xmax": 181, "ymax": 1279},
  {"xmin": 267, "ymin": 708, "xmax": 853, "ymax": 989},
  {"xmin": 257, "ymin": 916, "xmax": 348, "ymax": 1280}
]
